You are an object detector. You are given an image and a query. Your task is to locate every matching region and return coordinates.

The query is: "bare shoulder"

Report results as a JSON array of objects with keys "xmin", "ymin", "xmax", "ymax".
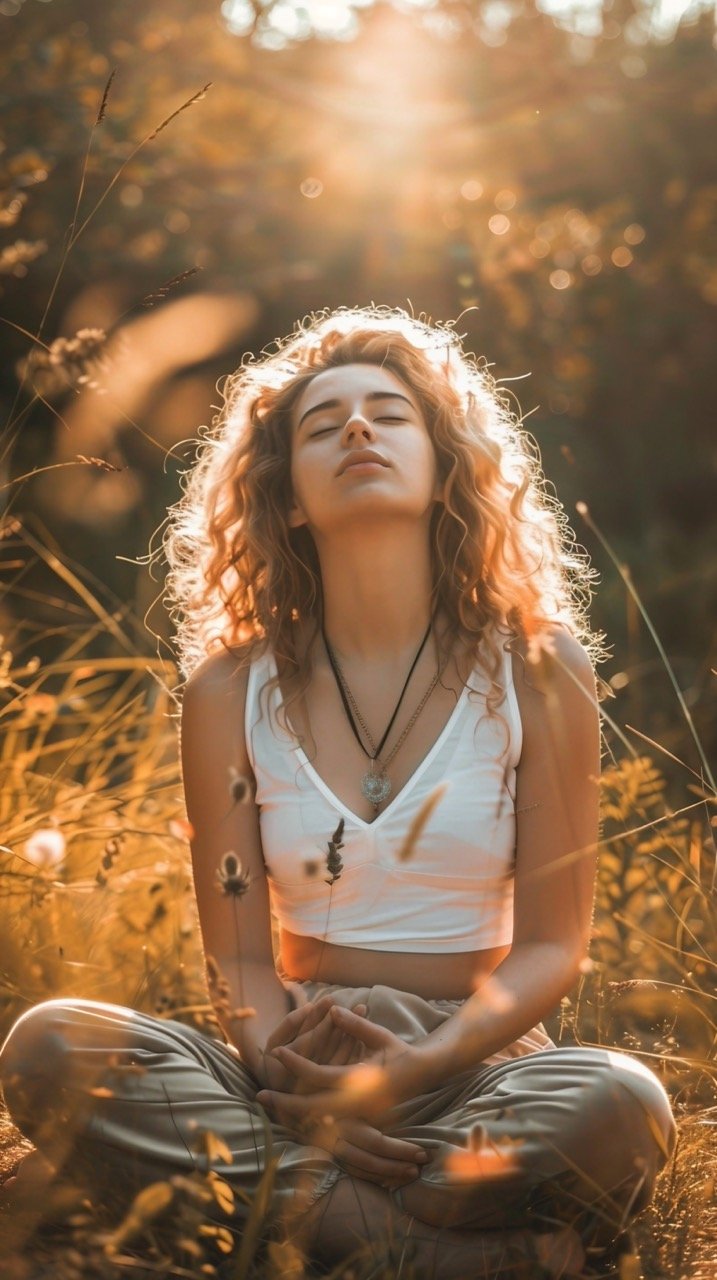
[
  {"xmin": 182, "ymin": 640, "xmax": 257, "ymax": 701},
  {"xmin": 180, "ymin": 640, "xmax": 264, "ymax": 783},
  {"xmin": 510, "ymin": 622, "xmax": 598, "ymax": 744},
  {"xmin": 538, "ymin": 622, "xmax": 595, "ymax": 690}
]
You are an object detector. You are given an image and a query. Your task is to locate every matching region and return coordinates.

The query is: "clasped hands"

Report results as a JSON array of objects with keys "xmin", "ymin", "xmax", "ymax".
[{"xmin": 254, "ymin": 995, "xmax": 431, "ymax": 1190}]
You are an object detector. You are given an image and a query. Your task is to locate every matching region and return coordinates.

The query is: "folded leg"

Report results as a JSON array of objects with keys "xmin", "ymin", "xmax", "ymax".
[
  {"xmin": 0, "ymin": 998, "xmax": 342, "ymax": 1236},
  {"xmin": 385, "ymin": 1045, "xmax": 676, "ymax": 1246}
]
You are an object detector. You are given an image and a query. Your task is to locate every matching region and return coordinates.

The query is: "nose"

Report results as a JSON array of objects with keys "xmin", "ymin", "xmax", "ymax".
[{"xmin": 341, "ymin": 410, "xmax": 376, "ymax": 444}]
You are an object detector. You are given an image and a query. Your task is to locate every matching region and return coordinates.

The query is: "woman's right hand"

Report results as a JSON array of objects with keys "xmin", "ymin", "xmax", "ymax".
[
  {"xmin": 257, "ymin": 1001, "xmax": 430, "ymax": 1186},
  {"xmin": 256, "ymin": 994, "xmax": 366, "ymax": 1093},
  {"xmin": 258, "ymin": 1045, "xmax": 428, "ymax": 1188},
  {"xmin": 313, "ymin": 1114, "xmax": 430, "ymax": 1190}
]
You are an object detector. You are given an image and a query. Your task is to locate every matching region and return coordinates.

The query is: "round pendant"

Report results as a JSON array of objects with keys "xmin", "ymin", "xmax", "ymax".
[{"xmin": 361, "ymin": 770, "xmax": 392, "ymax": 806}]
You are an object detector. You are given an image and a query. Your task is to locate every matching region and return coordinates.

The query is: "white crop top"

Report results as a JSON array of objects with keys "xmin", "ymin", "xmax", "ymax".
[{"xmin": 244, "ymin": 627, "xmax": 521, "ymax": 953}]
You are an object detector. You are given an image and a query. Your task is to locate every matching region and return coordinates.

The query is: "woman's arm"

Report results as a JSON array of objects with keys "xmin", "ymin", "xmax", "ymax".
[
  {"xmin": 180, "ymin": 647, "xmax": 298, "ymax": 1082},
  {"xmin": 387, "ymin": 622, "xmax": 602, "ymax": 1095},
  {"xmin": 259, "ymin": 623, "xmax": 601, "ymax": 1119}
]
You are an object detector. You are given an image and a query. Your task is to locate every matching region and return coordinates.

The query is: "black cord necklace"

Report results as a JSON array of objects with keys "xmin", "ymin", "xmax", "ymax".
[{"xmin": 320, "ymin": 605, "xmax": 440, "ymax": 810}]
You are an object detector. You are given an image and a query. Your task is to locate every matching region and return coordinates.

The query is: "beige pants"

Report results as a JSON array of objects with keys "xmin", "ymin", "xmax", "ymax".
[{"xmin": 0, "ymin": 979, "xmax": 676, "ymax": 1251}]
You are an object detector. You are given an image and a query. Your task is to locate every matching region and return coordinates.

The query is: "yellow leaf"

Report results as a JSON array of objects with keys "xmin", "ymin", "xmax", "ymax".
[
  {"xmin": 199, "ymin": 1223, "xmax": 235, "ymax": 1254},
  {"xmin": 129, "ymin": 1181, "xmax": 174, "ymax": 1220},
  {"xmin": 201, "ymin": 1130, "xmax": 234, "ymax": 1166},
  {"xmin": 207, "ymin": 1170, "xmax": 235, "ymax": 1216}
]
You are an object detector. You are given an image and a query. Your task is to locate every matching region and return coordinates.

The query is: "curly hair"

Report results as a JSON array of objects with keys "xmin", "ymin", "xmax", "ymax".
[{"xmin": 162, "ymin": 304, "xmax": 604, "ymax": 726}]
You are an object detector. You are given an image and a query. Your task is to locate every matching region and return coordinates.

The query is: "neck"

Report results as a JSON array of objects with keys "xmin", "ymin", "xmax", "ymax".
[{"xmin": 311, "ymin": 522, "xmax": 440, "ymax": 665}]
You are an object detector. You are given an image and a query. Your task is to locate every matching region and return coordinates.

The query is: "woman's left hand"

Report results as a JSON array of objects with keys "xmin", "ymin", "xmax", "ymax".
[{"xmin": 256, "ymin": 1005, "xmax": 425, "ymax": 1132}]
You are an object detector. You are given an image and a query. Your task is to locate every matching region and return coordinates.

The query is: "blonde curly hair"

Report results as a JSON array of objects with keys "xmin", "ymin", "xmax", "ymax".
[{"xmin": 162, "ymin": 305, "xmax": 604, "ymax": 721}]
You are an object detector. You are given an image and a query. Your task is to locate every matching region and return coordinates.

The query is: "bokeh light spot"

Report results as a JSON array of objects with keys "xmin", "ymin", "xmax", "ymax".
[
  {"xmin": 120, "ymin": 185, "xmax": 144, "ymax": 209},
  {"xmin": 624, "ymin": 223, "xmax": 646, "ymax": 245},
  {"xmin": 300, "ymin": 177, "xmax": 324, "ymax": 199},
  {"xmin": 164, "ymin": 210, "xmax": 191, "ymax": 234},
  {"xmin": 488, "ymin": 214, "xmax": 510, "ymax": 235},
  {"xmin": 461, "ymin": 180, "xmax": 483, "ymax": 201},
  {"xmin": 495, "ymin": 188, "xmax": 516, "ymax": 211},
  {"xmin": 581, "ymin": 254, "xmax": 603, "ymax": 275},
  {"xmin": 612, "ymin": 246, "xmax": 634, "ymax": 267},
  {"xmin": 549, "ymin": 269, "xmax": 573, "ymax": 289}
]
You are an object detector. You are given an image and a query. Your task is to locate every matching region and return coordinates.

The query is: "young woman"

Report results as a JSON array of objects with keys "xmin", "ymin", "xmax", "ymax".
[{"xmin": 0, "ymin": 307, "xmax": 676, "ymax": 1278}]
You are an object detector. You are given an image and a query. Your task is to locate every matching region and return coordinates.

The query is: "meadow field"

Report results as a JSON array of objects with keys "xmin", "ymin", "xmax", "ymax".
[
  {"xmin": 1, "ymin": 4, "xmax": 715, "ymax": 1272},
  {"xmin": 0, "ymin": 557, "xmax": 714, "ymax": 1278}
]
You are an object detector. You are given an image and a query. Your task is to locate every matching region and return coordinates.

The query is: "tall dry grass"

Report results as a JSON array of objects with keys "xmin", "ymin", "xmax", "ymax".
[
  {"xmin": 1, "ymin": 68, "xmax": 715, "ymax": 1278},
  {"xmin": 0, "ymin": 530, "xmax": 714, "ymax": 1278}
]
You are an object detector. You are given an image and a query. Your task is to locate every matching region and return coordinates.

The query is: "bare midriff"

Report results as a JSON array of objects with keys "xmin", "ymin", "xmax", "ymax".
[{"xmin": 279, "ymin": 927, "xmax": 512, "ymax": 1001}]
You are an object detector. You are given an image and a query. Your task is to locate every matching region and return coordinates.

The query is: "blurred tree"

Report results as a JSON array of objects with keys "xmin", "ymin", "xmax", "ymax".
[{"xmin": 0, "ymin": 0, "xmax": 714, "ymax": 755}]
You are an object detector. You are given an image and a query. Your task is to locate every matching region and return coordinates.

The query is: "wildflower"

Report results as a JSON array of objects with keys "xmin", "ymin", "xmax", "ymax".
[
  {"xmin": 0, "ymin": 191, "xmax": 28, "ymax": 228},
  {"xmin": 215, "ymin": 851, "xmax": 251, "ymax": 897},
  {"xmin": 76, "ymin": 454, "xmax": 126, "ymax": 472},
  {"xmin": 0, "ymin": 238, "xmax": 48, "ymax": 274},
  {"xmin": 16, "ymin": 327, "xmax": 107, "ymax": 398},
  {"xmin": 24, "ymin": 827, "xmax": 66, "ymax": 869},
  {"xmin": 325, "ymin": 818, "xmax": 345, "ymax": 886},
  {"xmin": 47, "ymin": 327, "xmax": 106, "ymax": 369},
  {"xmin": 228, "ymin": 765, "xmax": 251, "ymax": 806}
]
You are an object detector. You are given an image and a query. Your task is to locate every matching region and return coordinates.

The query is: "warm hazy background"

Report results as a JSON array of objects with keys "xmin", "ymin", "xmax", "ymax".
[
  {"xmin": 1, "ymin": 5, "xmax": 715, "ymax": 1272},
  {"xmin": 1, "ymin": 0, "xmax": 715, "ymax": 765}
]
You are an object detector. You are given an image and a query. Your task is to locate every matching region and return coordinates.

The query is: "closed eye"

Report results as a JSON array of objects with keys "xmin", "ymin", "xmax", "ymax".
[{"xmin": 310, "ymin": 416, "xmax": 405, "ymax": 438}]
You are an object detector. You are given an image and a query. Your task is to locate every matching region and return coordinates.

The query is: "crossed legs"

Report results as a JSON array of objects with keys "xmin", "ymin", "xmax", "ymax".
[{"xmin": 0, "ymin": 1000, "xmax": 676, "ymax": 1278}]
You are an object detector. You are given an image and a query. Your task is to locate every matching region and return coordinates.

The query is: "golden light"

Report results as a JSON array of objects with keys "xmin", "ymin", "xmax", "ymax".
[
  {"xmin": 581, "ymin": 254, "xmax": 603, "ymax": 275},
  {"xmin": 445, "ymin": 1132, "xmax": 523, "ymax": 1182},
  {"xmin": 472, "ymin": 972, "xmax": 515, "ymax": 1014},
  {"xmin": 612, "ymin": 246, "xmax": 634, "ymax": 267},
  {"xmin": 461, "ymin": 180, "xmax": 484, "ymax": 202},
  {"xmin": 299, "ymin": 177, "xmax": 324, "ymax": 199},
  {"xmin": 495, "ymin": 189, "xmax": 517, "ymax": 211},
  {"xmin": 339, "ymin": 1061, "xmax": 388, "ymax": 1100},
  {"xmin": 488, "ymin": 214, "xmax": 511, "ymax": 236},
  {"xmin": 549, "ymin": 269, "xmax": 573, "ymax": 290}
]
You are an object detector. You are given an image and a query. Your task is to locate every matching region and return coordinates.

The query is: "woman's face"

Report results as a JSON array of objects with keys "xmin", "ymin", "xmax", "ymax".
[{"xmin": 287, "ymin": 362, "xmax": 444, "ymax": 538}]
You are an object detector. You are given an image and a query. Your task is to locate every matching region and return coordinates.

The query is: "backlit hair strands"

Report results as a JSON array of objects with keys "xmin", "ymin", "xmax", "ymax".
[{"xmin": 160, "ymin": 305, "xmax": 605, "ymax": 728}]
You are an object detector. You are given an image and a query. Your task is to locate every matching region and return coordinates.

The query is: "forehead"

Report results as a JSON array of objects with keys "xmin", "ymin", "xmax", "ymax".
[{"xmin": 291, "ymin": 362, "xmax": 417, "ymax": 427}]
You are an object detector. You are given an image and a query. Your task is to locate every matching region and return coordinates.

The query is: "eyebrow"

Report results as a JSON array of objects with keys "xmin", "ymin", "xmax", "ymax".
[{"xmin": 296, "ymin": 391, "xmax": 416, "ymax": 431}]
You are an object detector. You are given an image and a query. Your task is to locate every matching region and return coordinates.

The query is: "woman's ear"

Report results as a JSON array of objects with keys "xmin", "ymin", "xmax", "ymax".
[{"xmin": 287, "ymin": 496, "xmax": 307, "ymax": 529}]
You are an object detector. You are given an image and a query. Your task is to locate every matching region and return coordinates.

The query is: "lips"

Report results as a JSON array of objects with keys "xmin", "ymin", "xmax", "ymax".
[{"xmin": 337, "ymin": 450, "xmax": 389, "ymax": 475}]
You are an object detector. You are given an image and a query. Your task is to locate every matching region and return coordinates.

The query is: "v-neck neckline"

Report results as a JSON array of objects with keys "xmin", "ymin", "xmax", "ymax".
[{"xmin": 267, "ymin": 650, "xmax": 473, "ymax": 831}]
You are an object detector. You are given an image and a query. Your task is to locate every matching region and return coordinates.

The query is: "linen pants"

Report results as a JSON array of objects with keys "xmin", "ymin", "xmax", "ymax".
[{"xmin": 0, "ymin": 979, "xmax": 676, "ymax": 1252}]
